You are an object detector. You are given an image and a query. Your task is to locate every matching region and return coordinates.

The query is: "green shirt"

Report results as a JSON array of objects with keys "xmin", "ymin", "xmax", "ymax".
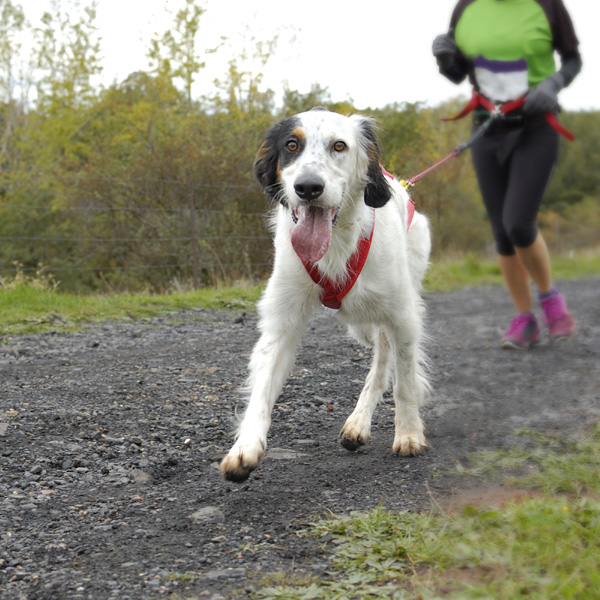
[{"xmin": 449, "ymin": 0, "xmax": 579, "ymax": 100}]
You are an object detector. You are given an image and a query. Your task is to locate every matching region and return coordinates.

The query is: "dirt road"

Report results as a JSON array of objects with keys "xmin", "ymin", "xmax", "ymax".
[{"xmin": 1, "ymin": 278, "xmax": 598, "ymax": 599}]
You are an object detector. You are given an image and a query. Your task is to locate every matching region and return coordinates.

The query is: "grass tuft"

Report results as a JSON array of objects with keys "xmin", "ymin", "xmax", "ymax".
[
  {"xmin": 457, "ymin": 424, "xmax": 600, "ymax": 496},
  {"xmin": 256, "ymin": 425, "xmax": 600, "ymax": 600}
]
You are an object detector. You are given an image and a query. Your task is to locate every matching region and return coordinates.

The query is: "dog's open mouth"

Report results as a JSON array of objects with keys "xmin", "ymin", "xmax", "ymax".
[{"xmin": 291, "ymin": 205, "xmax": 339, "ymax": 264}]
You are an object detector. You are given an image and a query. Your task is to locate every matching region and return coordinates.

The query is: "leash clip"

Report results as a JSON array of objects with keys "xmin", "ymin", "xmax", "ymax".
[
  {"xmin": 491, "ymin": 104, "xmax": 503, "ymax": 118},
  {"xmin": 400, "ymin": 179, "xmax": 414, "ymax": 191}
]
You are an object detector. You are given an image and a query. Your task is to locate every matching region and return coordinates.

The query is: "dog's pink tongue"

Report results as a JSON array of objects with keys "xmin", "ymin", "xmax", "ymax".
[{"xmin": 291, "ymin": 206, "xmax": 333, "ymax": 264}]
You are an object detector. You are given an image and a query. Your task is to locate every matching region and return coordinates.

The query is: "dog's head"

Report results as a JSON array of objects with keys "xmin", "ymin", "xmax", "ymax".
[
  {"xmin": 254, "ymin": 108, "xmax": 392, "ymax": 209},
  {"xmin": 253, "ymin": 108, "xmax": 392, "ymax": 262}
]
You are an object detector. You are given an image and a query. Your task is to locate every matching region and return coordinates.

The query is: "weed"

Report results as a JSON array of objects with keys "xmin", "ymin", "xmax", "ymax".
[{"xmin": 0, "ymin": 263, "xmax": 60, "ymax": 292}]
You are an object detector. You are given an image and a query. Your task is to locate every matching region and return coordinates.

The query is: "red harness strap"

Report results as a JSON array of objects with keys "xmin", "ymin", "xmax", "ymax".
[
  {"xmin": 302, "ymin": 174, "xmax": 417, "ymax": 309},
  {"xmin": 302, "ymin": 168, "xmax": 416, "ymax": 310},
  {"xmin": 302, "ymin": 210, "xmax": 375, "ymax": 310},
  {"xmin": 444, "ymin": 91, "xmax": 574, "ymax": 141}
]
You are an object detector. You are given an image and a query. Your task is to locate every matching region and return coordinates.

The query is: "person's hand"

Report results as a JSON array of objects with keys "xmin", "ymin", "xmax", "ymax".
[
  {"xmin": 524, "ymin": 73, "xmax": 565, "ymax": 115},
  {"xmin": 432, "ymin": 34, "xmax": 457, "ymax": 69}
]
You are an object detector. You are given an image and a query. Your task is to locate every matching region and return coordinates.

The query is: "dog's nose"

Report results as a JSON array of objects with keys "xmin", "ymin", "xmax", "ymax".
[{"xmin": 294, "ymin": 177, "xmax": 325, "ymax": 201}]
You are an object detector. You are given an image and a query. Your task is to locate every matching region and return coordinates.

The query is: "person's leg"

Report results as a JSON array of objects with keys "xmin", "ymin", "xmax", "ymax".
[
  {"xmin": 497, "ymin": 252, "xmax": 532, "ymax": 313},
  {"xmin": 471, "ymin": 134, "xmax": 514, "ymax": 257},
  {"xmin": 514, "ymin": 231, "xmax": 553, "ymax": 294},
  {"xmin": 502, "ymin": 124, "xmax": 558, "ymax": 293},
  {"xmin": 471, "ymin": 132, "xmax": 540, "ymax": 348},
  {"xmin": 497, "ymin": 251, "xmax": 541, "ymax": 349},
  {"xmin": 503, "ymin": 124, "xmax": 574, "ymax": 340}
]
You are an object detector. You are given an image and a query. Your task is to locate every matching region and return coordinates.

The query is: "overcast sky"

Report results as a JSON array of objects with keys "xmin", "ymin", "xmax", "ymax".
[{"xmin": 30, "ymin": 0, "xmax": 598, "ymax": 111}]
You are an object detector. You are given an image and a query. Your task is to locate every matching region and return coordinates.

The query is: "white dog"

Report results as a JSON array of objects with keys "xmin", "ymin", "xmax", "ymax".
[{"xmin": 221, "ymin": 108, "xmax": 431, "ymax": 483}]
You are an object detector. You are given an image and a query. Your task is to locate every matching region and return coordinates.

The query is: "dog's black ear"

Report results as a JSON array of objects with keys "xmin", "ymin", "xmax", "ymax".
[
  {"xmin": 364, "ymin": 161, "xmax": 393, "ymax": 208},
  {"xmin": 357, "ymin": 117, "xmax": 392, "ymax": 208},
  {"xmin": 254, "ymin": 116, "xmax": 300, "ymax": 202},
  {"xmin": 253, "ymin": 128, "xmax": 281, "ymax": 201}
]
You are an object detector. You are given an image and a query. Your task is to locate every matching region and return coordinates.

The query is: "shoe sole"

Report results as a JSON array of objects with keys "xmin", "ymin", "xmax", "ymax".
[
  {"xmin": 549, "ymin": 333, "xmax": 573, "ymax": 343},
  {"xmin": 501, "ymin": 339, "xmax": 538, "ymax": 350}
]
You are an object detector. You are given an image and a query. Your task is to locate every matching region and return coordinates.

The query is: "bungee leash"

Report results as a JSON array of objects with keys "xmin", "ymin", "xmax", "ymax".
[
  {"xmin": 400, "ymin": 91, "xmax": 574, "ymax": 193},
  {"xmin": 400, "ymin": 114, "xmax": 495, "ymax": 191},
  {"xmin": 399, "ymin": 109, "xmax": 495, "ymax": 192}
]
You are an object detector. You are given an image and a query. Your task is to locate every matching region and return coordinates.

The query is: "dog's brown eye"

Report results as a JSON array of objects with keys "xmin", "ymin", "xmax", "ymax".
[
  {"xmin": 286, "ymin": 140, "xmax": 298, "ymax": 152},
  {"xmin": 333, "ymin": 141, "xmax": 346, "ymax": 152}
]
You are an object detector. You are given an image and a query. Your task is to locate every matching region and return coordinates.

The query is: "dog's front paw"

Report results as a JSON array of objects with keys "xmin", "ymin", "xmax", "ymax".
[
  {"xmin": 220, "ymin": 441, "xmax": 265, "ymax": 483},
  {"xmin": 392, "ymin": 433, "xmax": 429, "ymax": 457},
  {"xmin": 340, "ymin": 418, "xmax": 371, "ymax": 452}
]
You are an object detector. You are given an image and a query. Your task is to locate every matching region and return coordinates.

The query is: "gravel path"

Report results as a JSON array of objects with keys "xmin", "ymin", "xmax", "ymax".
[{"xmin": 1, "ymin": 278, "xmax": 599, "ymax": 599}]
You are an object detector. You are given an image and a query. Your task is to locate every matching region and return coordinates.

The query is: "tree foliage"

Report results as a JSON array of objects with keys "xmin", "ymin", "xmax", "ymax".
[{"xmin": 0, "ymin": 1, "xmax": 598, "ymax": 292}]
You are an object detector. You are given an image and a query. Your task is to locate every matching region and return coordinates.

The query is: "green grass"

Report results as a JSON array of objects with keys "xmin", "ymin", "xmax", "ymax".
[
  {"xmin": 257, "ymin": 424, "xmax": 600, "ymax": 600},
  {"xmin": 456, "ymin": 427, "xmax": 600, "ymax": 496},
  {"xmin": 1, "ymin": 251, "xmax": 598, "ymax": 335},
  {"xmin": 423, "ymin": 250, "xmax": 600, "ymax": 292},
  {"xmin": 424, "ymin": 252, "xmax": 504, "ymax": 291},
  {"xmin": 0, "ymin": 270, "xmax": 263, "ymax": 335}
]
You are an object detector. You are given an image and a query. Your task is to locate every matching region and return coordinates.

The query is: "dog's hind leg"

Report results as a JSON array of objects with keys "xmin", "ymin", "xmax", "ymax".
[
  {"xmin": 389, "ymin": 326, "xmax": 429, "ymax": 456},
  {"xmin": 340, "ymin": 327, "xmax": 391, "ymax": 451}
]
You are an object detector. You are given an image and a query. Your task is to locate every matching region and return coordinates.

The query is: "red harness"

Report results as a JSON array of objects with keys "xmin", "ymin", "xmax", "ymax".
[
  {"xmin": 302, "ymin": 210, "xmax": 376, "ymax": 310},
  {"xmin": 302, "ymin": 169, "xmax": 415, "ymax": 310},
  {"xmin": 444, "ymin": 91, "xmax": 574, "ymax": 141}
]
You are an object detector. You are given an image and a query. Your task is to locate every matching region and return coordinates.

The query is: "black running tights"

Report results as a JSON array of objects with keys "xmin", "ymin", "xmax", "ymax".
[{"xmin": 470, "ymin": 121, "xmax": 560, "ymax": 256}]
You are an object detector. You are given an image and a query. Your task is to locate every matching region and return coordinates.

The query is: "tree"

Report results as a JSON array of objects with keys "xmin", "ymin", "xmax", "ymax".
[
  {"xmin": 546, "ymin": 111, "xmax": 600, "ymax": 207},
  {"xmin": 33, "ymin": 0, "xmax": 102, "ymax": 113},
  {"xmin": 0, "ymin": 0, "xmax": 26, "ymax": 103},
  {"xmin": 0, "ymin": 0, "xmax": 28, "ymax": 165},
  {"xmin": 147, "ymin": 0, "xmax": 219, "ymax": 106},
  {"xmin": 375, "ymin": 98, "xmax": 489, "ymax": 256}
]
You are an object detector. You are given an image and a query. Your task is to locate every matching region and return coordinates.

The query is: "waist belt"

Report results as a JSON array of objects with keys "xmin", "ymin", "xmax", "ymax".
[{"xmin": 443, "ymin": 92, "xmax": 574, "ymax": 141}]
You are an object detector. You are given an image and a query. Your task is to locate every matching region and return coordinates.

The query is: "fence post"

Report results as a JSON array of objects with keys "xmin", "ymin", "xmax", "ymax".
[{"xmin": 189, "ymin": 182, "xmax": 200, "ymax": 289}]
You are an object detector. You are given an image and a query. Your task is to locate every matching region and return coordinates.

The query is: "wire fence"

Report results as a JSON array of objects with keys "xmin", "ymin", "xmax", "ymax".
[
  {"xmin": 1, "ymin": 178, "xmax": 598, "ymax": 291},
  {"xmin": 0, "ymin": 176, "xmax": 276, "ymax": 290}
]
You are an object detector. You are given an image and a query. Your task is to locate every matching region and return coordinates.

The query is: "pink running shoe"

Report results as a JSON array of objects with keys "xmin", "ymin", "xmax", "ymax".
[
  {"xmin": 501, "ymin": 313, "xmax": 540, "ymax": 350},
  {"xmin": 541, "ymin": 292, "xmax": 575, "ymax": 341}
]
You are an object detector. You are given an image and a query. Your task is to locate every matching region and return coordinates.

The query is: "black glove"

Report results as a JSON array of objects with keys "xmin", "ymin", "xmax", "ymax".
[
  {"xmin": 432, "ymin": 34, "xmax": 457, "ymax": 70},
  {"xmin": 523, "ymin": 73, "xmax": 565, "ymax": 115}
]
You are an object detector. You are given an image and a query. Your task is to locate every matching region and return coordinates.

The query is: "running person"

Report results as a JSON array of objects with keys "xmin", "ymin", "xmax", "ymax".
[{"xmin": 432, "ymin": 0, "xmax": 582, "ymax": 349}]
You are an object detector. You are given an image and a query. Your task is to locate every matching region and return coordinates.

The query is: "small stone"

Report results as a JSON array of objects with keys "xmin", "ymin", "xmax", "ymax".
[
  {"xmin": 188, "ymin": 506, "xmax": 225, "ymax": 524},
  {"xmin": 103, "ymin": 436, "xmax": 125, "ymax": 445},
  {"xmin": 201, "ymin": 567, "xmax": 246, "ymax": 582},
  {"xmin": 293, "ymin": 439, "xmax": 320, "ymax": 447},
  {"xmin": 267, "ymin": 448, "xmax": 308, "ymax": 460},
  {"xmin": 130, "ymin": 469, "xmax": 152, "ymax": 484}
]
